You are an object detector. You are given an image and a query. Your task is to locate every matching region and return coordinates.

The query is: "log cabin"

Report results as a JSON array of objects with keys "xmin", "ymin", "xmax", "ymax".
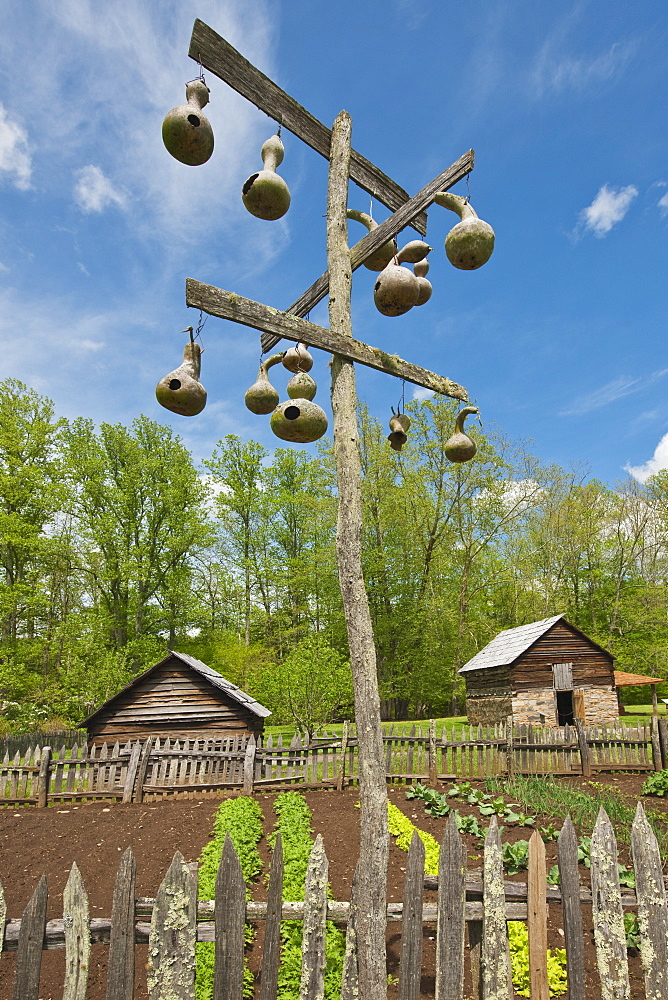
[
  {"xmin": 83, "ymin": 650, "xmax": 271, "ymax": 746},
  {"xmin": 459, "ymin": 615, "xmax": 618, "ymax": 727}
]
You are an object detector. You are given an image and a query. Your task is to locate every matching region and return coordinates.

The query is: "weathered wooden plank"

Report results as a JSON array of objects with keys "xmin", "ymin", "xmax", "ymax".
[
  {"xmin": 0, "ymin": 877, "xmax": 6, "ymax": 958},
  {"xmin": 590, "ymin": 807, "xmax": 630, "ymax": 1000},
  {"xmin": 147, "ymin": 851, "xmax": 197, "ymax": 1000},
  {"xmin": 186, "ymin": 279, "xmax": 468, "ymax": 400},
  {"xmin": 399, "ymin": 832, "xmax": 424, "ymax": 1000},
  {"xmin": 651, "ymin": 716, "xmax": 663, "ymax": 772},
  {"xmin": 214, "ymin": 834, "xmax": 246, "ymax": 1000},
  {"xmin": 575, "ymin": 718, "xmax": 592, "ymax": 777},
  {"xmin": 12, "ymin": 873, "xmax": 47, "ymax": 1000},
  {"xmin": 467, "ymin": 920, "xmax": 483, "ymax": 1000},
  {"xmin": 631, "ymin": 802, "xmax": 668, "ymax": 1000},
  {"xmin": 557, "ymin": 815, "xmax": 586, "ymax": 999},
  {"xmin": 337, "ymin": 719, "xmax": 349, "ymax": 791},
  {"xmin": 36, "ymin": 745, "xmax": 52, "ymax": 808},
  {"xmin": 132, "ymin": 736, "xmax": 154, "ymax": 804},
  {"xmin": 121, "ymin": 741, "xmax": 143, "ymax": 804},
  {"xmin": 243, "ymin": 734, "xmax": 256, "ymax": 795},
  {"xmin": 63, "ymin": 862, "xmax": 90, "ymax": 1000},
  {"xmin": 300, "ymin": 835, "xmax": 329, "ymax": 1000},
  {"xmin": 106, "ymin": 847, "xmax": 136, "ymax": 1000},
  {"xmin": 527, "ymin": 830, "xmax": 548, "ymax": 1000},
  {"xmin": 435, "ymin": 812, "xmax": 466, "ymax": 1000},
  {"xmin": 188, "ymin": 19, "xmax": 430, "ymax": 231},
  {"xmin": 259, "ymin": 832, "xmax": 283, "ymax": 1000},
  {"xmin": 482, "ymin": 817, "xmax": 511, "ymax": 999}
]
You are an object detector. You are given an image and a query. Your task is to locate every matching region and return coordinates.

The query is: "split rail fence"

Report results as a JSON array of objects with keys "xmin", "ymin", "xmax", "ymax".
[
  {"xmin": 1, "ymin": 803, "xmax": 665, "ymax": 1000},
  {"xmin": 1, "ymin": 719, "xmax": 666, "ymax": 807}
]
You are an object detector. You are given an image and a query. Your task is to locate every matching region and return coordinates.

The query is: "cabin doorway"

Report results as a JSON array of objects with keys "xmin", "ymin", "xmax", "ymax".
[{"xmin": 556, "ymin": 690, "xmax": 575, "ymax": 726}]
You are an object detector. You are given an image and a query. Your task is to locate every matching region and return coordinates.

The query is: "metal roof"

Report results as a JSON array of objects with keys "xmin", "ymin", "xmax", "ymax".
[
  {"xmin": 82, "ymin": 650, "xmax": 271, "ymax": 724},
  {"xmin": 458, "ymin": 615, "xmax": 564, "ymax": 674}
]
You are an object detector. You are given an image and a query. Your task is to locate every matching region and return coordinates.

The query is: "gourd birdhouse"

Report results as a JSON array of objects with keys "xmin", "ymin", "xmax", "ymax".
[
  {"xmin": 242, "ymin": 135, "xmax": 291, "ymax": 220},
  {"xmin": 156, "ymin": 333, "xmax": 207, "ymax": 416},
  {"xmin": 413, "ymin": 259, "xmax": 433, "ymax": 306},
  {"xmin": 445, "ymin": 406, "xmax": 479, "ymax": 462},
  {"xmin": 435, "ymin": 192, "xmax": 495, "ymax": 270},
  {"xmin": 282, "ymin": 343, "xmax": 313, "ymax": 373},
  {"xmin": 387, "ymin": 411, "xmax": 411, "ymax": 452},
  {"xmin": 270, "ymin": 399, "xmax": 328, "ymax": 443},
  {"xmin": 373, "ymin": 241, "xmax": 432, "ymax": 317},
  {"xmin": 162, "ymin": 80, "xmax": 214, "ymax": 166},
  {"xmin": 244, "ymin": 355, "xmax": 281, "ymax": 414}
]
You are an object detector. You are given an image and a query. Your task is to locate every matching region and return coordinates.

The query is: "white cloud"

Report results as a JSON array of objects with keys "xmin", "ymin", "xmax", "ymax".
[
  {"xmin": 78, "ymin": 338, "xmax": 105, "ymax": 352},
  {"xmin": 412, "ymin": 387, "xmax": 435, "ymax": 402},
  {"xmin": 578, "ymin": 184, "xmax": 638, "ymax": 237},
  {"xmin": 625, "ymin": 433, "xmax": 668, "ymax": 483},
  {"xmin": 559, "ymin": 375, "xmax": 641, "ymax": 416},
  {"xmin": 531, "ymin": 38, "xmax": 638, "ymax": 97},
  {"xmin": 560, "ymin": 369, "xmax": 668, "ymax": 417},
  {"xmin": 658, "ymin": 191, "xmax": 668, "ymax": 217},
  {"xmin": 0, "ymin": 103, "xmax": 32, "ymax": 189},
  {"xmin": 73, "ymin": 164, "xmax": 127, "ymax": 213}
]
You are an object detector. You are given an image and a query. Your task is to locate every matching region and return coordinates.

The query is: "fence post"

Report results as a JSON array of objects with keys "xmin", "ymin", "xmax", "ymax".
[
  {"xmin": 527, "ymin": 830, "xmax": 549, "ymax": 1000},
  {"xmin": 36, "ymin": 746, "xmax": 52, "ymax": 808},
  {"xmin": 574, "ymin": 719, "xmax": 591, "ymax": 778},
  {"xmin": 650, "ymin": 716, "xmax": 663, "ymax": 772},
  {"xmin": 243, "ymin": 735, "xmax": 256, "ymax": 795},
  {"xmin": 658, "ymin": 717, "xmax": 668, "ymax": 770},
  {"xmin": 428, "ymin": 719, "xmax": 437, "ymax": 785},
  {"xmin": 337, "ymin": 720, "xmax": 349, "ymax": 792},
  {"xmin": 132, "ymin": 737, "xmax": 154, "ymax": 804},
  {"xmin": 122, "ymin": 741, "xmax": 143, "ymax": 804},
  {"xmin": 506, "ymin": 717, "xmax": 514, "ymax": 778}
]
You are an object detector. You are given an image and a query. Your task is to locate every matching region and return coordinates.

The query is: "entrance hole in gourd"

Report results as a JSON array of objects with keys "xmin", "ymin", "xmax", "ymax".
[
  {"xmin": 169, "ymin": 379, "xmax": 182, "ymax": 390},
  {"xmin": 374, "ymin": 281, "xmax": 381, "ymax": 292},
  {"xmin": 285, "ymin": 405, "xmax": 301, "ymax": 420},
  {"xmin": 243, "ymin": 174, "xmax": 259, "ymax": 196},
  {"xmin": 187, "ymin": 115, "xmax": 201, "ymax": 127}
]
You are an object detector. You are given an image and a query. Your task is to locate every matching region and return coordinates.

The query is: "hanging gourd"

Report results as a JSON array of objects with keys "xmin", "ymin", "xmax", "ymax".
[
  {"xmin": 373, "ymin": 241, "xmax": 432, "ymax": 317},
  {"xmin": 155, "ymin": 329, "xmax": 207, "ymax": 416},
  {"xmin": 244, "ymin": 354, "xmax": 282, "ymax": 414},
  {"xmin": 287, "ymin": 371, "xmax": 317, "ymax": 400},
  {"xmin": 445, "ymin": 406, "xmax": 480, "ymax": 462},
  {"xmin": 270, "ymin": 361, "xmax": 327, "ymax": 443},
  {"xmin": 387, "ymin": 410, "xmax": 411, "ymax": 452},
  {"xmin": 435, "ymin": 192, "xmax": 495, "ymax": 270},
  {"xmin": 413, "ymin": 259, "xmax": 433, "ymax": 306},
  {"xmin": 346, "ymin": 209, "xmax": 397, "ymax": 271},
  {"xmin": 282, "ymin": 342, "xmax": 313, "ymax": 373},
  {"xmin": 242, "ymin": 135, "xmax": 291, "ymax": 220},
  {"xmin": 162, "ymin": 80, "xmax": 214, "ymax": 166}
]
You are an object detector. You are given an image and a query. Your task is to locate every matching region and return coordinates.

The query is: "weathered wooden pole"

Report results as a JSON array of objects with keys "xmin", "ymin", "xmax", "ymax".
[{"xmin": 327, "ymin": 109, "xmax": 388, "ymax": 1000}]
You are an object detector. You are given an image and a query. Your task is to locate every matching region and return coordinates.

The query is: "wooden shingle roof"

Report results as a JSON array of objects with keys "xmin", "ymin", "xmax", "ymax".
[
  {"xmin": 458, "ymin": 615, "xmax": 565, "ymax": 674},
  {"xmin": 82, "ymin": 650, "xmax": 271, "ymax": 725}
]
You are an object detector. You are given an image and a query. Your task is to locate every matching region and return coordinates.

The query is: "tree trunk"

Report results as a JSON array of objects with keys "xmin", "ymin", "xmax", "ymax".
[{"xmin": 327, "ymin": 110, "xmax": 388, "ymax": 1000}]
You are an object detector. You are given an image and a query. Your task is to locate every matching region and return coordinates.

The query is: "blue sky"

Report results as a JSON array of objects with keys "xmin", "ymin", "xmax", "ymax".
[{"xmin": 1, "ymin": 0, "xmax": 666, "ymax": 486}]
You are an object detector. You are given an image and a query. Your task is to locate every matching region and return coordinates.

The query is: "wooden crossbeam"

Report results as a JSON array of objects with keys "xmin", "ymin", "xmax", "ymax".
[
  {"xmin": 185, "ymin": 278, "xmax": 468, "ymax": 401},
  {"xmin": 261, "ymin": 148, "xmax": 474, "ymax": 352},
  {"xmin": 189, "ymin": 19, "xmax": 441, "ymax": 234}
]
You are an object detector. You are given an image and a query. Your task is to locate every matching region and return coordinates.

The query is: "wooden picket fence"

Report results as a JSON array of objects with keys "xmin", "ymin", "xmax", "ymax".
[
  {"xmin": 0, "ymin": 719, "xmax": 665, "ymax": 806},
  {"xmin": 1, "ymin": 802, "xmax": 666, "ymax": 999}
]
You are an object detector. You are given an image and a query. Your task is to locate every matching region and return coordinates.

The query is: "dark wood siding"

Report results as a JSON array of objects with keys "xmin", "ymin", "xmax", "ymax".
[
  {"xmin": 86, "ymin": 657, "xmax": 265, "ymax": 745},
  {"xmin": 511, "ymin": 620, "xmax": 614, "ymax": 692}
]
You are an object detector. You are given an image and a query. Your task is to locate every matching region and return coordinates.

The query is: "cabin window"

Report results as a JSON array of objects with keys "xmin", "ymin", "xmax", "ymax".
[
  {"xmin": 556, "ymin": 690, "xmax": 575, "ymax": 726},
  {"xmin": 552, "ymin": 662, "xmax": 573, "ymax": 690}
]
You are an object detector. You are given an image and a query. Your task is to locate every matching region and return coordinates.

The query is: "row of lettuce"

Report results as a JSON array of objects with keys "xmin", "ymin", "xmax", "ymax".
[{"xmin": 194, "ymin": 791, "xmax": 566, "ymax": 1000}]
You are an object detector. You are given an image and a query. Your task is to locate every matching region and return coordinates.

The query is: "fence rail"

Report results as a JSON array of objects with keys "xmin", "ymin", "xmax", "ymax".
[
  {"xmin": 1, "ymin": 718, "xmax": 665, "ymax": 806},
  {"xmin": 0, "ymin": 803, "xmax": 664, "ymax": 1000}
]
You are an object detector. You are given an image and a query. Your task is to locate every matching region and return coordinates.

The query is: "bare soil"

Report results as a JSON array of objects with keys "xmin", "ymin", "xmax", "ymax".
[{"xmin": 0, "ymin": 771, "xmax": 664, "ymax": 999}]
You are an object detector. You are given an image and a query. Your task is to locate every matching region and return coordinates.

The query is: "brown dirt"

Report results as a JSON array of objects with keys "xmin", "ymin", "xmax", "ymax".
[{"xmin": 0, "ymin": 772, "xmax": 664, "ymax": 999}]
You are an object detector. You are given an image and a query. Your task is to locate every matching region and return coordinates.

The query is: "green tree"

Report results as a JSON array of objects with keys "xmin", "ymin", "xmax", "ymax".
[
  {"xmin": 62, "ymin": 415, "xmax": 212, "ymax": 658},
  {"xmin": 257, "ymin": 634, "xmax": 352, "ymax": 740}
]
